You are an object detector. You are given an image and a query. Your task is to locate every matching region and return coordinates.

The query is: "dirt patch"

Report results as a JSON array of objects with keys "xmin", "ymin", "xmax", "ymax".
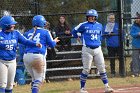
[{"xmin": 66, "ymin": 85, "xmax": 140, "ymax": 93}]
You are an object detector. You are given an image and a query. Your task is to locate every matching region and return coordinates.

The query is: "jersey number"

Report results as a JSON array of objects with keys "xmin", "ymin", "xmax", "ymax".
[
  {"xmin": 28, "ymin": 33, "xmax": 40, "ymax": 43},
  {"xmin": 6, "ymin": 45, "xmax": 14, "ymax": 50},
  {"xmin": 91, "ymin": 34, "xmax": 98, "ymax": 40}
]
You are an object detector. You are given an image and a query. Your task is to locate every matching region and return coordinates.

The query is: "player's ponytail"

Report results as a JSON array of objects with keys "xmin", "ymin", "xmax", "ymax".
[{"xmin": 30, "ymin": 26, "xmax": 37, "ymax": 40}]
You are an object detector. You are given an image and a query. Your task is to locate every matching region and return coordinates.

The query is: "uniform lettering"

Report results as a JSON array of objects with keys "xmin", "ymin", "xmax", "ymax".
[
  {"xmin": 0, "ymin": 39, "xmax": 17, "ymax": 44},
  {"xmin": 86, "ymin": 30, "xmax": 100, "ymax": 34}
]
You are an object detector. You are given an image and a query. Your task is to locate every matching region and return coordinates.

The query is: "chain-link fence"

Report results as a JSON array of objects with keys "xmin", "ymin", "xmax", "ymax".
[
  {"xmin": 1, "ymin": 0, "xmax": 140, "ymax": 84},
  {"xmin": 123, "ymin": 0, "xmax": 140, "ymax": 77}
]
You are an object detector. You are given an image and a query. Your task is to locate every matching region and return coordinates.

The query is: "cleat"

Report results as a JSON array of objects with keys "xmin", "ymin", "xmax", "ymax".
[
  {"xmin": 80, "ymin": 88, "xmax": 88, "ymax": 93},
  {"xmin": 105, "ymin": 86, "xmax": 114, "ymax": 93},
  {"xmin": 131, "ymin": 75, "xmax": 135, "ymax": 78}
]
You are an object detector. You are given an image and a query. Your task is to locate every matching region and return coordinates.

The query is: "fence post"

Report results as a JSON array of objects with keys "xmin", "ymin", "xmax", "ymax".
[
  {"xmin": 34, "ymin": 0, "xmax": 40, "ymax": 15},
  {"xmin": 118, "ymin": 0, "xmax": 126, "ymax": 77}
]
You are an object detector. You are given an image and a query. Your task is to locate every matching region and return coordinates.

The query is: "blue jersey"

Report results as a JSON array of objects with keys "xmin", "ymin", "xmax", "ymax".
[
  {"xmin": 103, "ymin": 23, "xmax": 120, "ymax": 47},
  {"xmin": 24, "ymin": 27, "xmax": 56, "ymax": 55},
  {"xmin": 130, "ymin": 23, "xmax": 140, "ymax": 48},
  {"xmin": 72, "ymin": 21, "xmax": 103, "ymax": 47},
  {"xmin": 0, "ymin": 30, "xmax": 37, "ymax": 60},
  {"xmin": 18, "ymin": 44, "xmax": 25, "ymax": 61}
]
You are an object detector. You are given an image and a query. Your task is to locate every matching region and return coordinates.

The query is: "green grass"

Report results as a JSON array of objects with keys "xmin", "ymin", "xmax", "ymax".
[
  {"xmin": 13, "ymin": 57, "xmax": 135, "ymax": 93},
  {"xmin": 13, "ymin": 77, "xmax": 140, "ymax": 93}
]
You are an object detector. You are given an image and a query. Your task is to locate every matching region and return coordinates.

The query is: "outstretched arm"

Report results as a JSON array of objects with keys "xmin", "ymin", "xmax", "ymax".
[{"xmin": 17, "ymin": 31, "xmax": 42, "ymax": 48}]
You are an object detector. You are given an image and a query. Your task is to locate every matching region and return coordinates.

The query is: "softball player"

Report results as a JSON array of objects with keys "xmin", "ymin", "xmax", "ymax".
[
  {"xmin": 0, "ymin": 16, "xmax": 42, "ymax": 93},
  {"xmin": 23, "ymin": 15, "xmax": 59, "ymax": 93},
  {"xmin": 72, "ymin": 9, "xmax": 114, "ymax": 93}
]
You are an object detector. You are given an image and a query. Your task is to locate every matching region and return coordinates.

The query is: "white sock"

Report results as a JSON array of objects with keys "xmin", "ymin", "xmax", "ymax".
[{"xmin": 105, "ymin": 83, "xmax": 109, "ymax": 88}]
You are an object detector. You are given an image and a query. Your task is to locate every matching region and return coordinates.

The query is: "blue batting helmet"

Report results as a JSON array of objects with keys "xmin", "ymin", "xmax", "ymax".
[
  {"xmin": 32, "ymin": 15, "xmax": 47, "ymax": 27},
  {"xmin": 0, "ymin": 16, "xmax": 17, "ymax": 29},
  {"xmin": 86, "ymin": 9, "xmax": 98, "ymax": 18}
]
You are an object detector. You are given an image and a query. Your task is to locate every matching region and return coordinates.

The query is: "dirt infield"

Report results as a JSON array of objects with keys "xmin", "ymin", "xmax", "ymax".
[{"xmin": 66, "ymin": 85, "xmax": 140, "ymax": 93}]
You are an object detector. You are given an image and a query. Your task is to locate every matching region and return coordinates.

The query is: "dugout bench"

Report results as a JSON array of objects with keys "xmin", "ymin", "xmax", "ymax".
[
  {"xmin": 19, "ymin": 45, "xmax": 100, "ymax": 83},
  {"xmin": 45, "ymin": 45, "xmax": 100, "ymax": 80}
]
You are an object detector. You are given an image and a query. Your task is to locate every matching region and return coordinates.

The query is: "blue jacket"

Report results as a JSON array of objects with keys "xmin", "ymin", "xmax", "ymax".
[
  {"xmin": 103, "ymin": 23, "xmax": 119, "ymax": 47},
  {"xmin": 18, "ymin": 44, "xmax": 25, "ymax": 61},
  {"xmin": 72, "ymin": 21, "xmax": 102, "ymax": 47},
  {"xmin": 0, "ymin": 30, "xmax": 37, "ymax": 60},
  {"xmin": 24, "ymin": 27, "xmax": 56, "ymax": 55},
  {"xmin": 130, "ymin": 23, "xmax": 140, "ymax": 48}
]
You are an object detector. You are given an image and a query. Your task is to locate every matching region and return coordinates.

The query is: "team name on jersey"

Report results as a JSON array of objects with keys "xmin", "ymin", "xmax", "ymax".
[
  {"xmin": 0, "ymin": 39, "xmax": 17, "ymax": 44},
  {"xmin": 86, "ymin": 30, "xmax": 100, "ymax": 34}
]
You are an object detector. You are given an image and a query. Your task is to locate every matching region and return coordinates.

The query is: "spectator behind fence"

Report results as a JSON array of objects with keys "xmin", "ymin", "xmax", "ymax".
[
  {"xmin": 54, "ymin": 15, "xmax": 72, "ymax": 51},
  {"xmin": 130, "ymin": 12, "xmax": 140, "ymax": 77},
  {"xmin": 45, "ymin": 22, "xmax": 56, "ymax": 60},
  {"xmin": 15, "ymin": 44, "xmax": 26, "ymax": 85},
  {"xmin": 0, "ymin": 15, "xmax": 42, "ymax": 93},
  {"xmin": 72, "ymin": 9, "xmax": 114, "ymax": 93},
  {"xmin": 103, "ymin": 13, "xmax": 120, "ymax": 77}
]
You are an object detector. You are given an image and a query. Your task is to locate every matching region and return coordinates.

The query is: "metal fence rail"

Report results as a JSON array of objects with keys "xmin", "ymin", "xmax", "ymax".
[{"xmin": 1, "ymin": 0, "xmax": 140, "ymax": 83}]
